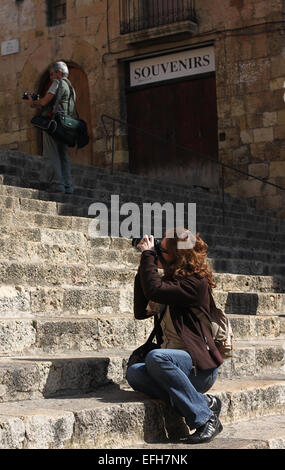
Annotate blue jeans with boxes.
[126,348,218,430]
[42,132,73,192]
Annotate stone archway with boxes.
[36,62,93,166]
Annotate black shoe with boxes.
[206,394,222,417]
[187,414,223,444]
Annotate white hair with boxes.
[51,61,69,77]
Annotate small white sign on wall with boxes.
[1,39,19,56]
[130,46,215,87]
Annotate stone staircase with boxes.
[0,147,284,449]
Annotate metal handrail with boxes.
[101,113,285,223]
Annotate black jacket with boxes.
[134,250,223,370]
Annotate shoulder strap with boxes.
[62,77,77,117]
[52,79,64,113]
[52,78,77,116]
[146,305,167,344]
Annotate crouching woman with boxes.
[126,229,223,444]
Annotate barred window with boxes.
[120,0,196,34]
[47,0,66,26]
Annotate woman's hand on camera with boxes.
[137,235,155,253]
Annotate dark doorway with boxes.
[126,75,219,188]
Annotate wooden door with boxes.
[37,65,93,166]
[126,75,219,188]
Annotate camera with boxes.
[131,237,160,250]
[22,92,38,101]
[132,236,166,265]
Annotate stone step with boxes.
[0,182,278,227]
[214,290,285,316]
[0,225,285,270]
[0,312,284,355]
[0,315,154,355]
[1,235,284,269]
[0,197,284,254]
[0,374,284,448]
[0,148,284,223]
[0,152,283,220]
[1,195,284,244]
[125,414,285,449]
[0,229,284,289]
[0,272,284,316]
[229,314,285,339]
[0,336,284,402]
[0,225,285,289]
[0,157,263,204]
[0,181,284,237]
[0,207,90,233]
[0,260,138,287]
[208,257,285,276]
[0,223,285,277]
[213,272,285,293]
[1,221,285,257]
[0,244,285,284]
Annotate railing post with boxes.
[111,120,115,175]
[222,165,225,225]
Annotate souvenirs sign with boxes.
[130,46,215,87]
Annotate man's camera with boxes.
[22,92,38,101]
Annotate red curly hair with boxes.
[162,228,216,290]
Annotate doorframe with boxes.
[125,71,219,187]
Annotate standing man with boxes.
[27,61,76,194]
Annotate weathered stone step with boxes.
[0,276,284,317]
[213,272,285,292]
[209,247,285,264]
[0,225,285,277]
[229,314,285,339]
[0,250,284,289]
[0,239,88,264]
[0,312,284,357]
[0,226,87,246]
[208,257,285,276]
[1,235,284,269]
[0,153,283,221]
[0,260,138,287]
[0,223,284,289]
[1,274,284,319]
[125,414,285,449]
[0,180,284,238]
[214,290,285,315]
[2,178,283,241]
[219,338,285,378]
[0,316,154,355]
[0,349,129,402]
[0,375,284,448]
[0,284,135,317]
[0,337,284,402]
[0,202,284,258]
[1,221,285,258]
